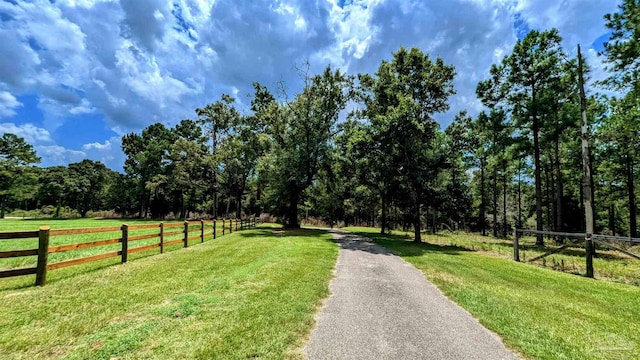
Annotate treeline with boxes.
[0,2,636,244]
[0,135,121,218]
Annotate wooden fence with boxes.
[513,229,640,278]
[0,217,258,286]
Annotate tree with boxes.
[122,123,176,218]
[601,0,640,91]
[443,111,474,230]
[0,133,40,218]
[259,65,353,228]
[196,95,237,218]
[216,114,266,219]
[38,166,69,217]
[66,160,110,217]
[360,47,456,242]
[596,93,640,237]
[478,29,568,246]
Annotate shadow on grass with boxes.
[237,228,329,239]
[517,243,633,261]
[345,231,473,257]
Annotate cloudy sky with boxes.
[0,0,620,171]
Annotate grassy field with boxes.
[0,218,243,289]
[0,225,338,359]
[345,227,640,360]
[379,228,640,286]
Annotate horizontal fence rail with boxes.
[513,228,640,278]
[0,217,259,286]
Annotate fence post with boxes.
[159,222,164,254]
[200,219,205,243]
[183,221,189,248]
[222,219,226,235]
[586,234,594,278]
[236,219,239,232]
[213,220,217,239]
[229,219,233,234]
[513,229,520,262]
[121,224,129,263]
[35,226,50,286]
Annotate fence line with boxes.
[513,228,640,278]
[0,217,259,286]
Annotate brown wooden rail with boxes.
[0,218,259,286]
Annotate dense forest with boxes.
[0,2,637,244]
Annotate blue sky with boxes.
[0,0,620,171]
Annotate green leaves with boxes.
[0,133,40,217]
[257,65,354,227]
[355,47,456,240]
[601,0,640,91]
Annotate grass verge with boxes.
[0,218,241,290]
[0,226,338,360]
[345,227,640,360]
[380,228,640,285]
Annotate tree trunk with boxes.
[546,158,554,240]
[381,191,387,234]
[0,194,5,219]
[414,205,421,243]
[480,157,486,236]
[502,167,507,237]
[609,203,616,236]
[533,121,544,246]
[144,191,151,219]
[518,159,522,229]
[555,136,564,241]
[287,185,300,228]
[627,153,636,238]
[492,167,498,238]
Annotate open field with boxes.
[0,226,338,359]
[0,218,244,290]
[345,227,640,360]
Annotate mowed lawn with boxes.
[0,218,243,289]
[0,226,338,360]
[345,227,640,360]
[382,228,640,285]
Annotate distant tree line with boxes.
[0,2,637,244]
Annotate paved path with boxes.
[304,230,519,360]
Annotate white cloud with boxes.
[0,92,22,118]
[82,139,113,151]
[0,0,622,169]
[81,136,124,170]
[36,145,87,165]
[0,122,52,143]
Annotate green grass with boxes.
[378,228,640,285]
[345,227,640,360]
[0,218,244,290]
[0,226,338,359]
